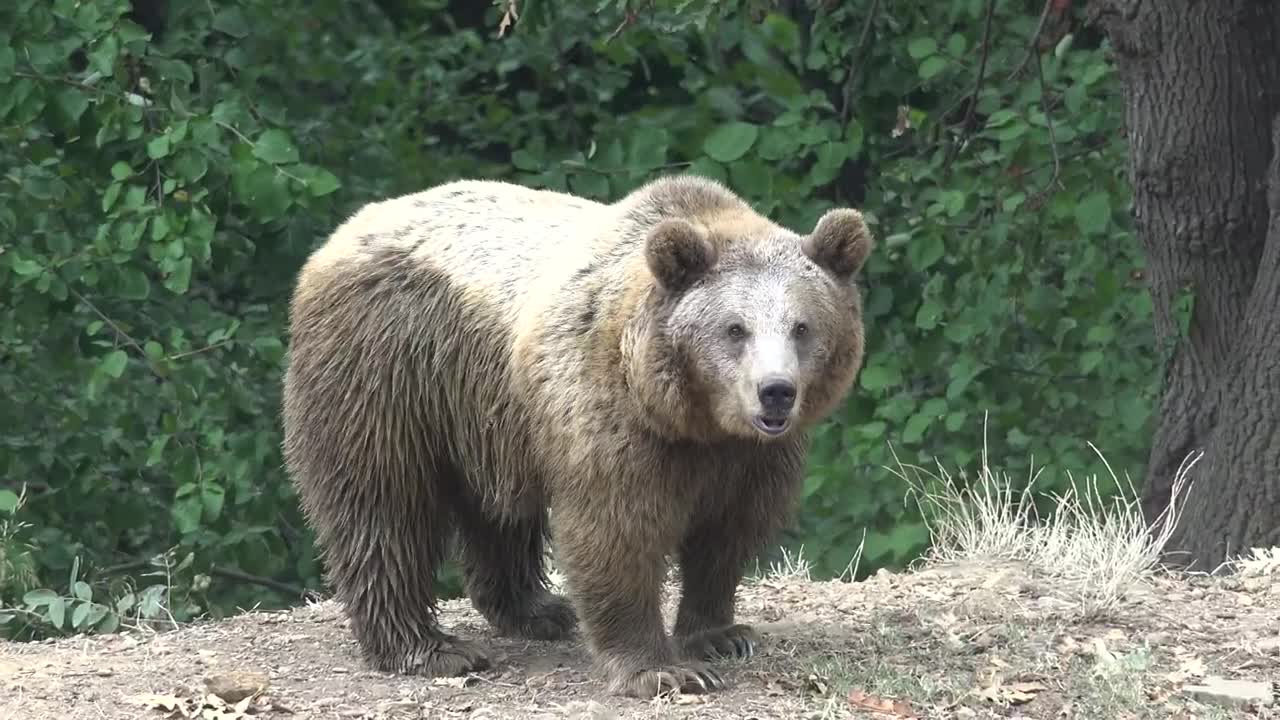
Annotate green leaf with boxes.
[172,496,203,534]
[213,7,251,37]
[84,603,109,628]
[301,166,340,196]
[24,589,58,607]
[0,490,18,514]
[164,257,192,294]
[253,129,300,165]
[117,268,151,300]
[100,349,128,378]
[110,161,133,180]
[702,122,760,163]
[1074,191,1111,236]
[87,35,119,76]
[907,37,937,60]
[173,150,209,183]
[202,484,226,521]
[72,581,92,602]
[918,56,948,80]
[906,233,944,270]
[102,182,122,211]
[511,149,540,171]
[859,364,898,392]
[11,258,42,277]
[901,412,931,440]
[943,321,976,343]
[686,157,727,183]
[0,46,14,77]
[627,125,670,170]
[915,299,943,330]
[47,597,66,628]
[252,336,285,364]
[54,88,90,124]
[1086,324,1116,344]
[1080,350,1104,373]
[146,134,172,159]
[71,601,90,629]
[146,435,170,467]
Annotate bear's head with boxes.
[634,205,874,443]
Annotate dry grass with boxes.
[890,420,1202,619]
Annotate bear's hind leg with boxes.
[452,490,577,641]
[303,460,491,677]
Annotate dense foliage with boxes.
[0,0,1155,638]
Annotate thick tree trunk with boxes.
[1178,116,1280,566]
[1089,0,1280,569]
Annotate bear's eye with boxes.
[794,322,809,338]
[727,323,747,339]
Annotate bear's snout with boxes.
[757,377,796,414]
[753,377,796,437]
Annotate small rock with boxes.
[1183,677,1275,708]
[204,670,270,703]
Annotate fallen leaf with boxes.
[975,680,1046,706]
[128,692,191,715]
[848,689,920,719]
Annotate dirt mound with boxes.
[3,559,1278,719]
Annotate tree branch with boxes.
[840,0,882,124]
[1005,0,1055,82]
[944,0,997,168]
[210,566,305,598]
[1027,52,1063,210]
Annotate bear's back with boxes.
[300,179,619,317]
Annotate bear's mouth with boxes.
[752,414,791,437]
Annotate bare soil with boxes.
[2,559,1278,720]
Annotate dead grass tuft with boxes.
[889,417,1202,619]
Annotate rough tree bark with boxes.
[1089,0,1280,569]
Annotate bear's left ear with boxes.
[645,218,718,292]
[801,208,874,279]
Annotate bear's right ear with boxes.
[644,219,717,292]
[801,208,874,279]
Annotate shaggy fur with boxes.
[281,175,874,698]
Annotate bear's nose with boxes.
[758,378,797,413]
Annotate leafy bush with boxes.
[0,0,1155,634]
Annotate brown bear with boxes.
[281,174,874,698]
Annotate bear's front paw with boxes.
[398,636,491,676]
[612,662,725,698]
[679,623,760,661]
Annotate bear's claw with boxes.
[615,662,725,698]
[680,623,760,661]
[399,637,491,677]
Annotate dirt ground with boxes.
[2,558,1278,720]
